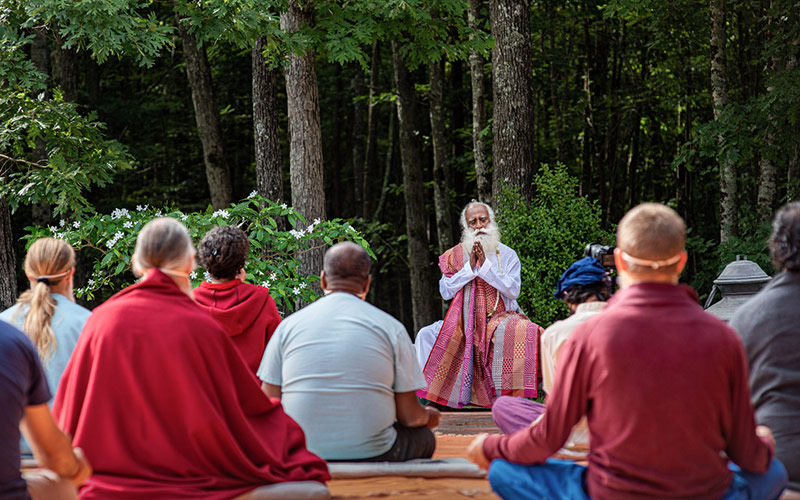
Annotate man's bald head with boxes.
[323,242,371,283]
[616,203,686,275]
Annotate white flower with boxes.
[261,281,270,288]
[110,208,130,220]
[204,271,212,282]
[306,224,315,233]
[49,226,58,234]
[269,273,277,281]
[73,221,81,228]
[114,231,124,239]
[55,232,65,240]
[313,218,321,225]
[298,282,307,289]
[155,210,162,217]
[292,287,301,295]
[212,209,230,219]
[180,214,188,221]
[190,271,197,279]
[59,219,65,227]
[248,190,258,199]
[347,225,356,233]
[123,221,133,229]
[88,279,95,286]
[136,204,148,211]
[106,239,117,249]
[289,229,305,239]
[280,203,288,209]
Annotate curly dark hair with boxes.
[562,281,612,305]
[197,225,250,280]
[769,201,800,271]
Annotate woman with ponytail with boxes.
[0,238,90,398]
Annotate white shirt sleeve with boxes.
[476,245,521,301]
[393,327,428,392]
[256,324,284,386]
[439,258,477,300]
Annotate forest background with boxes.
[1,0,799,335]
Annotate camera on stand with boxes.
[584,243,616,270]
[585,243,618,292]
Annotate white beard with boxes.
[461,223,500,263]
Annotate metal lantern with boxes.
[704,255,772,322]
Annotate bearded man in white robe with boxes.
[415,201,540,408]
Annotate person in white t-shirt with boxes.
[257,242,440,461]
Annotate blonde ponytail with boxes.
[14,238,75,362]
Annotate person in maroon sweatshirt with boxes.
[467,203,788,500]
[194,225,281,374]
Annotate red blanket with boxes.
[53,270,329,499]
[418,245,540,408]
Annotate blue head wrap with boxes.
[554,257,608,299]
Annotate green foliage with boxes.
[24,194,374,313]
[0,21,130,215]
[497,164,615,326]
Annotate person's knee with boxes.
[488,459,514,490]
[419,427,435,458]
[767,458,789,488]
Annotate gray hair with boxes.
[460,200,497,232]
[132,217,195,276]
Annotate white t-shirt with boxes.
[257,292,426,460]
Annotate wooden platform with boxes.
[328,411,500,499]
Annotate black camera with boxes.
[585,243,616,270]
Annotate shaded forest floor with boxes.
[328,411,500,499]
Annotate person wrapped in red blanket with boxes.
[415,201,541,408]
[53,218,329,500]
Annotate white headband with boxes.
[621,250,682,270]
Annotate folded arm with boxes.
[476,247,521,300]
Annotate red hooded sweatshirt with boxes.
[194,279,281,373]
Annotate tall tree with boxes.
[0,198,16,309]
[176,14,234,210]
[709,0,737,241]
[429,57,453,253]
[282,0,326,278]
[252,36,284,204]
[490,0,536,201]
[393,40,436,334]
[468,0,491,202]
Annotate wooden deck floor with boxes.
[328,411,500,499]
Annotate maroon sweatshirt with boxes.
[483,283,773,500]
[194,280,281,374]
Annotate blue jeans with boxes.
[488,458,788,500]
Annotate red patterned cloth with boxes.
[53,270,329,499]
[418,244,540,408]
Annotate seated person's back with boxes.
[53,218,328,500]
[258,242,437,461]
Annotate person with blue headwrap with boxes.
[490,256,612,456]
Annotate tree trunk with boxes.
[710,0,737,241]
[581,17,594,198]
[468,0,491,202]
[362,43,380,219]
[373,110,395,221]
[392,40,435,335]
[429,58,453,254]
[252,37,284,205]
[0,197,17,309]
[490,0,536,201]
[351,66,367,218]
[50,31,77,102]
[176,12,233,210]
[282,1,326,280]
